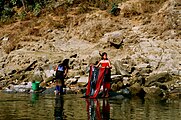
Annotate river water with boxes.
[0,93,181,120]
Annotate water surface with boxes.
[0,93,181,120]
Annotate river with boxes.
[0,93,181,120]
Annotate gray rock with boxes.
[111,75,123,83]
[88,50,101,65]
[145,72,171,86]
[114,60,130,76]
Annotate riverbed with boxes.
[0,93,181,120]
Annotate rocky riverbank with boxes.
[0,0,181,99]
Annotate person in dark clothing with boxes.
[55,59,69,95]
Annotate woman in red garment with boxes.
[96,52,112,97]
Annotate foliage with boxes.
[110,3,120,16]
[0,0,125,23]
[33,3,41,16]
[0,0,49,23]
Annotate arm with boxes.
[108,60,112,68]
[96,61,101,68]
[64,67,68,77]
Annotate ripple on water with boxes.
[0,93,181,120]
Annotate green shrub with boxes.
[33,3,41,16]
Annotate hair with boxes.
[101,52,108,60]
[62,59,69,66]
[58,59,69,68]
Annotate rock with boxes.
[40,81,47,88]
[143,86,163,98]
[2,82,32,93]
[136,63,151,68]
[32,74,43,82]
[77,82,87,87]
[2,37,9,41]
[111,83,118,92]
[114,60,130,76]
[0,80,8,88]
[139,68,152,76]
[45,76,55,83]
[7,69,17,75]
[100,30,123,44]
[88,50,101,65]
[117,88,131,97]
[70,54,77,58]
[111,75,123,83]
[65,78,78,86]
[117,81,124,89]
[145,72,171,86]
[77,76,88,83]
[44,69,56,78]
[123,78,130,86]
[111,65,117,75]
[129,82,142,96]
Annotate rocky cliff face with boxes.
[0,0,180,98]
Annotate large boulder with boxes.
[129,82,142,96]
[114,60,130,76]
[145,72,171,87]
[143,86,163,98]
[88,50,101,65]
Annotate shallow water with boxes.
[0,93,181,120]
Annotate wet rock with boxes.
[145,72,171,87]
[129,82,142,96]
[111,83,118,92]
[143,86,163,98]
[3,82,32,93]
[110,94,125,100]
[117,81,124,89]
[117,88,131,97]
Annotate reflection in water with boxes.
[1,93,181,120]
[31,93,39,104]
[86,99,110,120]
[102,99,110,120]
[54,95,64,120]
